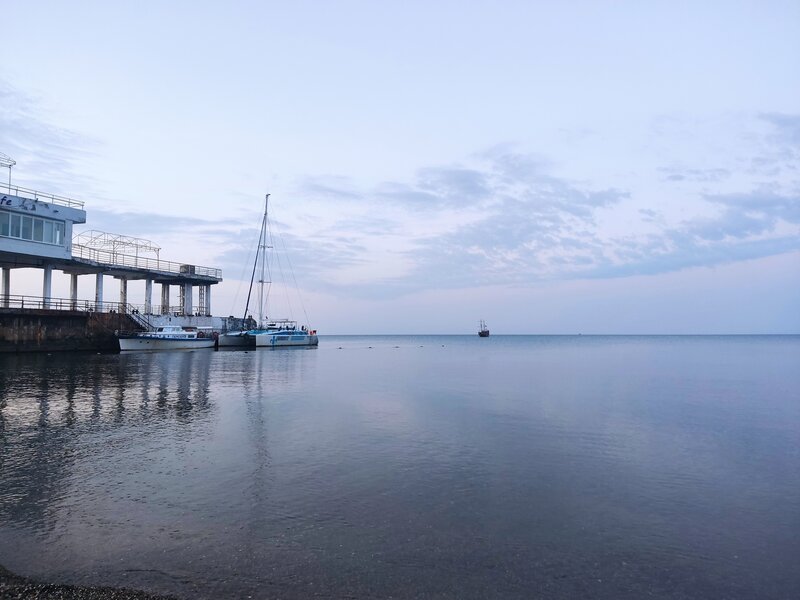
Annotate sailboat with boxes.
[478,320,490,337]
[218,194,319,348]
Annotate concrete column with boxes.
[205,284,212,316]
[144,278,153,314]
[42,264,53,309]
[70,273,79,310]
[1,268,10,308]
[182,283,193,316]
[161,283,170,315]
[119,278,128,313]
[95,273,104,311]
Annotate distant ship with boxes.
[478,320,490,337]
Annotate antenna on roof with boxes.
[0,152,15,188]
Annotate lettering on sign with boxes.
[0,195,38,211]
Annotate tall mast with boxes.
[243,194,270,326]
[258,194,270,326]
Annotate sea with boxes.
[0,335,798,599]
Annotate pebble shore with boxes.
[0,566,175,600]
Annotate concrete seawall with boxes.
[0,309,137,353]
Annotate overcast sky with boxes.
[2,1,799,333]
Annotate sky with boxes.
[2,1,799,334]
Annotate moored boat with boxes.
[221,193,318,349]
[217,330,254,348]
[251,320,318,348]
[118,325,216,351]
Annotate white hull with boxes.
[253,332,319,348]
[118,337,216,351]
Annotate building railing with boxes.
[0,294,209,317]
[1,294,129,313]
[71,244,222,279]
[0,182,85,209]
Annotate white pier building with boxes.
[1,182,223,317]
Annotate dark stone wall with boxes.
[0,309,137,353]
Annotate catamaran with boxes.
[218,194,318,348]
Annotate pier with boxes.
[0,181,228,351]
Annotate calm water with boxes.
[1,336,798,599]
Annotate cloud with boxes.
[745,113,800,177]
[578,189,800,279]
[299,176,362,201]
[760,113,800,147]
[290,150,629,297]
[0,81,100,193]
[79,208,217,237]
[707,191,800,224]
[289,139,800,298]
[660,167,730,182]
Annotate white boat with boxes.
[252,319,318,348]
[220,193,319,349]
[118,325,216,351]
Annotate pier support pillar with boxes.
[42,264,53,309]
[144,279,153,314]
[204,284,211,316]
[119,278,128,312]
[161,284,170,315]
[95,273,104,311]
[181,283,193,316]
[1,268,10,308]
[70,273,79,310]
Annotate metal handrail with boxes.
[71,244,222,279]
[0,294,211,317]
[127,308,152,330]
[0,182,85,209]
[0,294,126,313]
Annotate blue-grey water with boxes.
[1,335,798,599]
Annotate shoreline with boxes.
[0,565,175,600]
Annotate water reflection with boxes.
[0,351,219,533]
[0,352,216,430]
[0,339,797,599]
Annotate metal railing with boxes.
[0,294,210,318]
[1,182,85,209]
[1,294,129,313]
[71,244,222,279]
[131,312,152,330]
